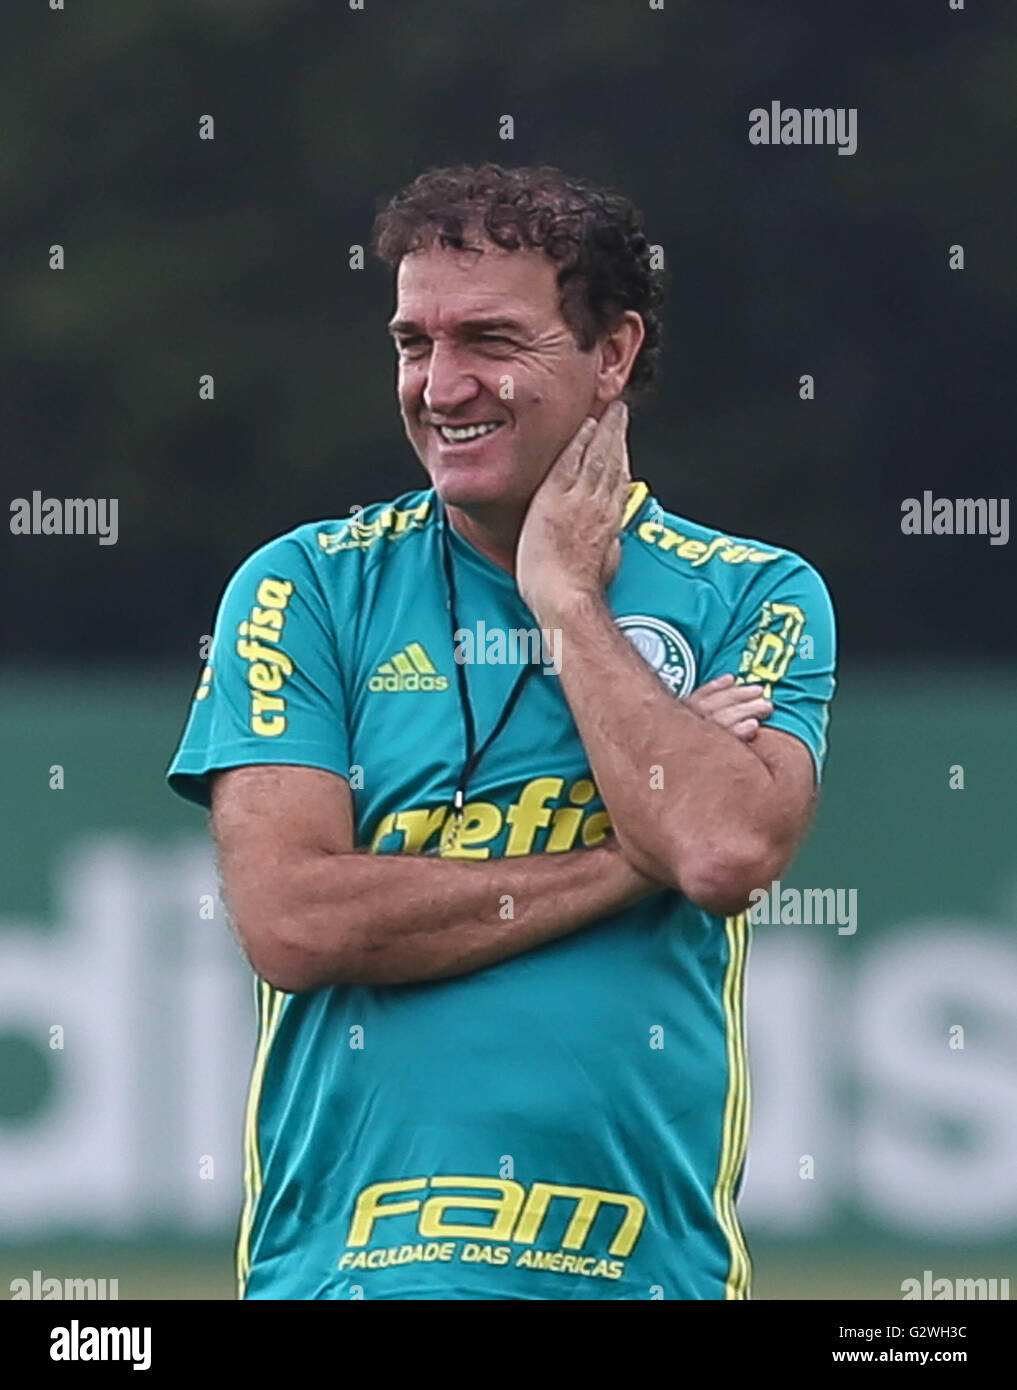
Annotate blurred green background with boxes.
[2,674,1015,1298]
[2,0,1014,1299]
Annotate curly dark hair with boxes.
[371,163,665,402]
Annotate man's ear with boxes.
[593,311,645,403]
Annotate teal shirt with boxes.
[167,482,836,1300]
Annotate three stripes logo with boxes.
[368,642,450,693]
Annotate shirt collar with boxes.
[439,478,655,583]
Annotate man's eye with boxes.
[479,334,512,344]
[396,338,428,354]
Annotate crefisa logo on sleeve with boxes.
[615,615,696,697]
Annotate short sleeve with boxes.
[701,557,837,782]
[166,533,351,808]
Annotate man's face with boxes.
[389,239,603,515]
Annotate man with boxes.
[167,163,836,1300]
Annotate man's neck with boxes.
[444,503,522,575]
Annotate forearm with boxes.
[547,593,777,890]
[258,843,655,991]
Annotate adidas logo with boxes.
[368,642,450,693]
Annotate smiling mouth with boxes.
[433,421,504,445]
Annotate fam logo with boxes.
[615,615,696,697]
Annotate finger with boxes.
[715,690,772,713]
[686,692,732,717]
[609,409,633,505]
[688,688,770,718]
[590,402,629,495]
[689,675,737,696]
[595,430,632,532]
[602,535,622,588]
[611,427,633,508]
[553,416,599,487]
[576,401,620,477]
[722,681,764,695]
[731,718,760,741]
[721,697,774,721]
[708,706,752,729]
[700,700,774,731]
[702,684,768,707]
[693,677,761,702]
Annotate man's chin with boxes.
[437,481,503,510]
[430,463,525,512]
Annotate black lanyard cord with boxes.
[438,500,537,822]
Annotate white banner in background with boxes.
[1,838,1016,1239]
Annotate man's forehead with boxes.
[393,241,558,322]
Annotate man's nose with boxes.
[421,342,478,415]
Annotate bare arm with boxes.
[544,594,817,911]
[211,765,657,992]
[517,401,821,915]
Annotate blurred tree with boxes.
[1,0,1012,663]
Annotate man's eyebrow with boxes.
[386,316,528,337]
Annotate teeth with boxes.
[439,421,501,442]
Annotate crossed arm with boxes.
[211,672,799,992]
[535,592,817,915]
[211,764,651,992]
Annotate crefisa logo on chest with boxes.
[615,615,696,697]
